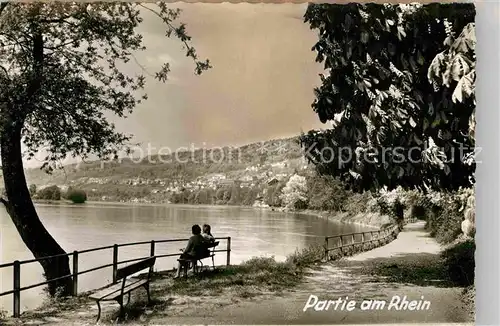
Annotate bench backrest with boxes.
[205,241,219,250]
[204,241,219,255]
[189,241,219,260]
[116,256,156,281]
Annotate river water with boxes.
[0,202,370,314]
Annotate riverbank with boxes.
[294,209,389,229]
[24,170,391,229]
[237,204,391,230]
[0,221,472,325]
[31,198,389,230]
[32,199,74,205]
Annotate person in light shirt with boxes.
[201,224,215,243]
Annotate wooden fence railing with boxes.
[324,217,419,261]
[0,236,231,318]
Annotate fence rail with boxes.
[324,217,419,261]
[0,236,231,318]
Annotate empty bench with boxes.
[89,256,156,322]
[177,241,219,277]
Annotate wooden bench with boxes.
[177,241,219,277]
[89,256,156,322]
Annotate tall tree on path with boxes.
[300,3,475,192]
[0,2,210,296]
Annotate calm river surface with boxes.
[0,202,371,313]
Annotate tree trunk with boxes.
[0,118,73,297]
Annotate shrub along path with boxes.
[2,221,473,325]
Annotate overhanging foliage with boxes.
[300,3,476,192]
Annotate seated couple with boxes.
[174,224,215,278]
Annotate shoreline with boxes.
[32,198,387,230]
[293,209,385,229]
[32,198,386,229]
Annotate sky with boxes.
[26,3,328,167]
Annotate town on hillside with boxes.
[1,137,311,206]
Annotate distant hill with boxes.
[1,136,311,203]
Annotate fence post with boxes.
[149,240,155,273]
[324,237,328,261]
[112,244,118,283]
[72,251,78,296]
[150,240,155,257]
[13,260,20,318]
[226,237,231,266]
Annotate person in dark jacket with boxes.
[174,224,205,278]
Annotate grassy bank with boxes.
[145,244,326,298]
[0,245,325,324]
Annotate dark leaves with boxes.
[302,3,475,192]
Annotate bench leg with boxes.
[96,301,102,323]
[144,283,151,304]
[195,260,203,274]
[117,296,125,316]
[125,292,131,306]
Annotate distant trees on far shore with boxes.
[64,188,88,204]
[36,185,61,200]
[30,185,87,204]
